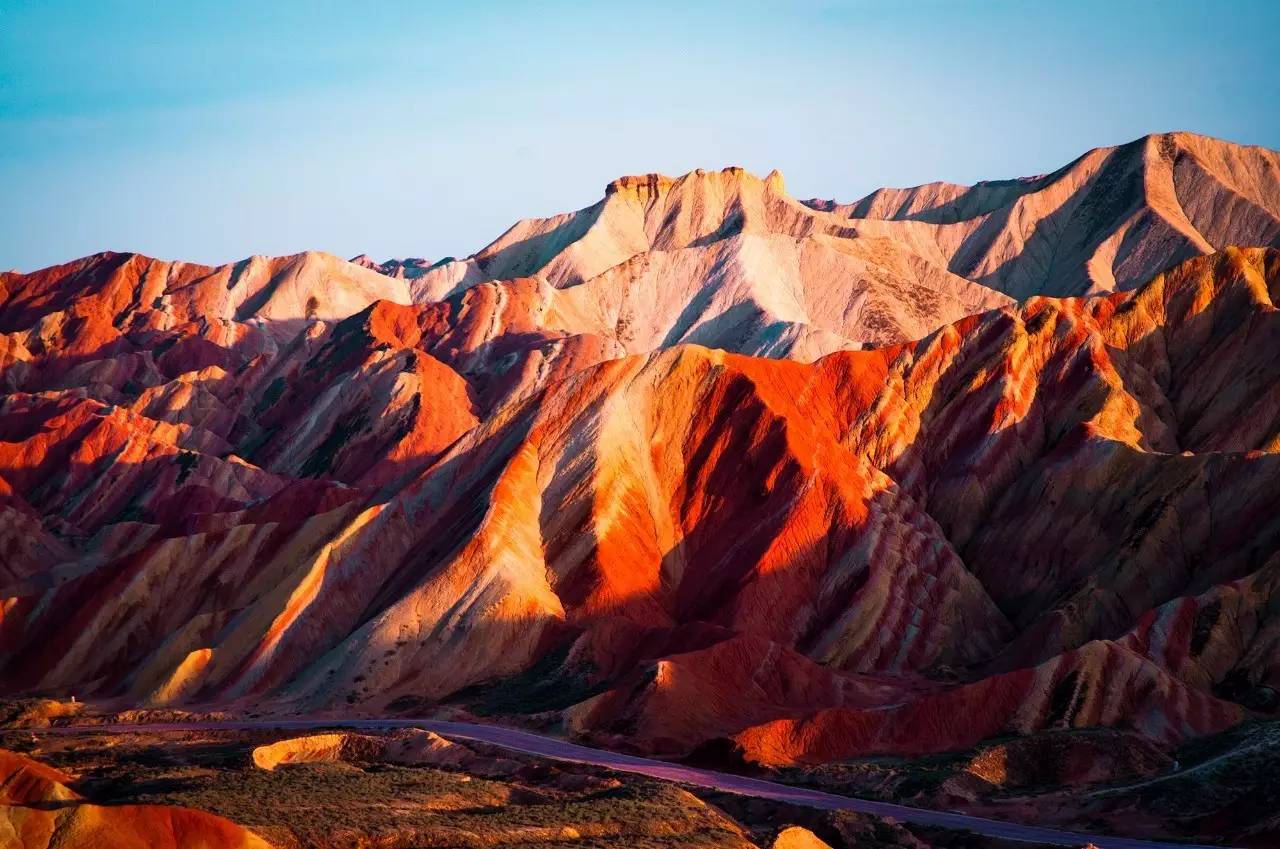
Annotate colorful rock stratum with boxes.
[2,131,1280,846]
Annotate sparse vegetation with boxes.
[4,730,750,849]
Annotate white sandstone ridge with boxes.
[201,133,1271,361]
[228,250,413,323]
[405,165,1009,358]
[389,133,1279,359]
[803,131,1280,297]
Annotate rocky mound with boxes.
[0,749,271,849]
[957,730,1171,791]
[772,826,835,849]
[251,733,386,771]
[250,730,519,777]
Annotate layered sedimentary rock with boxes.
[400,132,1279,355]
[4,238,1279,764]
[806,131,1280,298]
[1,134,1279,771]
[406,166,1011,355]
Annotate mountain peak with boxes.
[605,166,786,198]
[605,173,677,197]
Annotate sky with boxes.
[2,0,1279,271]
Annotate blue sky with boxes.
[2,0,1278,270]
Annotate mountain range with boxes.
[2,132,1279,801]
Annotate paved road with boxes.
[38,717,1231,849]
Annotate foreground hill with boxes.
[0,747,271,849]
[10,728,1116,849]
[2,246,1278,776]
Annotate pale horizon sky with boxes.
[3,0,1279,271]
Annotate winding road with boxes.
[40,718,1231,849]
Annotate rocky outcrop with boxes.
[249,730,518,777]
[251,733,386,770]
[732,640,1243,766]
[0,749,272,849]
[771,825,834,849]
[349,255,436,279]
[955,730,1172,791]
